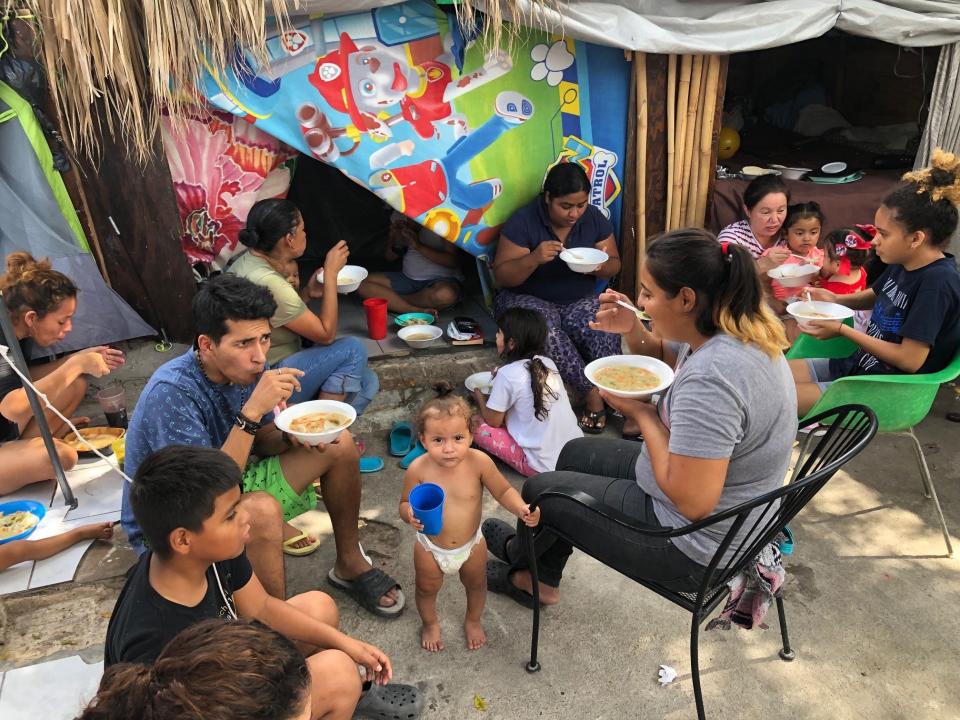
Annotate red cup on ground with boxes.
[362,298,388,340]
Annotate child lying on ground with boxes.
[400,384,539,652]
[472,308,582,476]
[0,520,114,572]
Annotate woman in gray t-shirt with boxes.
[483,228,797,606]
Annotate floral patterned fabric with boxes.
[160,107,297,269]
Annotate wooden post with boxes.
[635,52,648,281]
[665,54,677,227]
[679,54,704,227]
[617,52,639,300]
[704,55,730,230]
[643,54,670,252]
[671,55,692,229]
[694,55,722,227]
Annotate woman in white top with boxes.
[717,174,792,273]
[473,308,582,476]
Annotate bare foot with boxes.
[77,521,114,541]
[464,619,487,650]
[421,622,444,652]
[511,569,560,605]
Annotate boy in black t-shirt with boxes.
[106,446,421,720]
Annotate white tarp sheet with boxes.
[473,0,960,52]
[285,1,960,51]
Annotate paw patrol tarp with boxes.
[197,0,629,261]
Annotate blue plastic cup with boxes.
[409,483,444,536]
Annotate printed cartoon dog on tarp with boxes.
[300,31,533,226]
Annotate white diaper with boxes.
[417,527,483,575]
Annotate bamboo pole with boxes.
[685,58,706,226]
[635,52,648,275]
[665,54,677,227]
[694,55,722,227]
[670,55,692,229]
[679,54,704,227]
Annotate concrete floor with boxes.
[1,340,959,719]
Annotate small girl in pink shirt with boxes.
[764,201,825,307]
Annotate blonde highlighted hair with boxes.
[884,148,960,247]
[644,229,789,357]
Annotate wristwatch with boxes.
[234,412,262,435]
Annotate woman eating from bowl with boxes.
[492,162,621,434]
[0,252,122,494]
[229,199,379,413]
[790,149,960,416]
[717,174,791,273]
[482,229,796,607]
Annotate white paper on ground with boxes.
[0,656,103,720]
[658,664,678,686]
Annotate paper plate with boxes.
[464,371,494,395]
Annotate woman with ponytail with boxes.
[473,308,582,476]
[482,229,797,608]
[0,252,123,494]
[77,619,314,720]
[792,149,960,415]
[229,199,379,414]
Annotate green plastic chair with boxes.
[785,319,858,360]
[789,338,960,557]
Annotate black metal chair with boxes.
[521,405,877,719]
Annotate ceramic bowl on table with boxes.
[316,265,368,294]
[584,355,675,399]
[398,324,443,348]
[560,247,608,274]
[786,300,855,332]
[767,264,820,288]
[274,400,357,446]
[769,164,811,181]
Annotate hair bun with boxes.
[903,148,960,206]
[237,228,260,249]
[432,380,453,398]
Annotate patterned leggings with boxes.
[473,420,536,477]
[493,290,621,393]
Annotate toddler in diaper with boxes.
[400,382,540,653]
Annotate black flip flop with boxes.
[481,518,518,564]
[579,409,606,435]
[486,558,541,609]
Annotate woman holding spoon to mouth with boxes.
[492,162,622,434]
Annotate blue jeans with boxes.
[276,336,379,414]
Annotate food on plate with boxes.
[402,318,429,326]
[0,510,39,540]
[795,311,831,319]
[594,365,661,391]
[405,333,435,341]
[64,430,118,451]
[290,412,350,434]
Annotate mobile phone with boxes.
[454,316,480,335]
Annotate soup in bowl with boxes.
[275,399,357,446]
[786,300,855,332]
[584,355,675,399]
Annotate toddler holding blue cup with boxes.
[400,382,540,652]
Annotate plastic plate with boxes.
[0,500,46,545]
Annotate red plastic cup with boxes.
[362,298,388,340]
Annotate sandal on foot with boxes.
[486,558,541,609]
[327,567,406,618]
[579,409,606,435]
[282,532,321,557]
[481,518,518,564]
[354,682,423,719]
